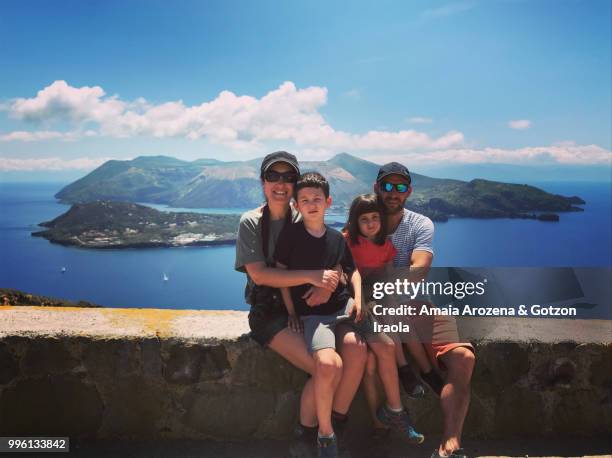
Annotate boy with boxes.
[275,172,424,457]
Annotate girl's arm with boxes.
[349,269,363,321]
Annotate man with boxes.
[374,162,476,458]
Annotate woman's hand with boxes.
[288,314,303,333]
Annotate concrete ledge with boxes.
[0,306,611,441]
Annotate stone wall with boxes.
[0,306,610,439]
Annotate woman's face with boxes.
[357,211,381,240]
[262,162,296,207]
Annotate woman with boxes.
[234,151,368,446]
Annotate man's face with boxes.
[375,174,412,214]
[295,186,331,224]
[262,162,296,206]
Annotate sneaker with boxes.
[398,365,426,399]
[317,434,338,458]
[289,424,318,458]
[431,448,468,458]
[421,369,444,397]
[376,405,425,445]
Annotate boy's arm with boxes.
[348,268,363,322]
[276,262,303,333]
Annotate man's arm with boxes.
[245,262,339,290]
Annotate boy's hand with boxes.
[288,314,303,333]
[302,286,332,307]
[311,270,340,291]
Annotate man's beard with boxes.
[382,196,406,214]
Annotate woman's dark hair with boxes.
[343,193,387,245]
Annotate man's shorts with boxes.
[301,299,381,353]
[248,303,288,347]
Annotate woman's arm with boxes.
[245,261,340,290]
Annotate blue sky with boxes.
[1,0,610,181]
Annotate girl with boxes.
[343,194,444,434]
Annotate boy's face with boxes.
[295,186,331,223]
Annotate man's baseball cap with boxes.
[376,162,411,184]
[260,151,300,177]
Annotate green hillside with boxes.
[55,153,585,220]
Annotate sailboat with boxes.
[163,273,169,282]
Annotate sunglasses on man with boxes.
[381,181,410,193]
[264,170,298,183]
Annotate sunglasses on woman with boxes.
[264,170,298,183]
[381,181,409,193]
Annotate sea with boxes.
[0,181,610,310]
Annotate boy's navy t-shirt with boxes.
[274,221,355,317]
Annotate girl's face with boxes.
[357,211,381,240]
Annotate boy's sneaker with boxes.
[398,365,426,399]
[376,404,425,445]
[421,370,445,397]
[317,434,338,458]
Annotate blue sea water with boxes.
[0,181,610,310]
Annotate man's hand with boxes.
[310,269,340,291]
[347,298,362,322]
[288,314,303,333]
[302,286,333,307]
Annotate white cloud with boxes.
[0,129,97,142]
[5,80,464,153]
[0,156,112,171]
[373,143,611,166]
[407,117,433,124]
[509,119,531,130]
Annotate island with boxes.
[54,153,585,222]
[32,201,240,249]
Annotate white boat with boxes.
[61,267,67,273]
[163,273,169,281]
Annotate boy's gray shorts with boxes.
[302,299,384,353]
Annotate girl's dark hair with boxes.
[343,194,387,245]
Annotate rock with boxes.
[82,339,141,381]
[162,342,230,384]
[494,386,544,437]
[0,376,103,436]
[22,338,78,377]
[472,342,530,396]
[101,376,166,437]
[180,383,276,438]
[552,389,612,435]
[0,343,19,385]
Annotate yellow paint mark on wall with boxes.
[100,308,194,337]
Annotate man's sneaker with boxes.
[398,365,426,399]
[431,448,468,458]
[289,424,318,458]
[421,369,445,397]
[317,434,338,458]
[376,404,425,445]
